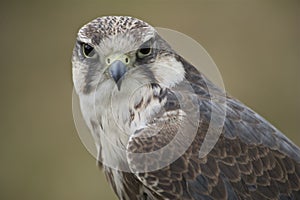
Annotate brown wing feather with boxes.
[127,57,300,199]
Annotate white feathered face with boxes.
[72,16,185,96]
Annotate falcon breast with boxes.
[72,16,300,200]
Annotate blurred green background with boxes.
[0,0,299,199]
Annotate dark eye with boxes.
[137,47,152,58]
[82,43,95,58]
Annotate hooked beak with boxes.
[109,60,127,90]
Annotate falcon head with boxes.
[72,16,185,95]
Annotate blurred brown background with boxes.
[0,0,299,199]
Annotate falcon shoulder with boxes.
[127,58,300,200]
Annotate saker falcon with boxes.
[72,16,300,199]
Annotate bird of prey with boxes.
[72,16,300,200]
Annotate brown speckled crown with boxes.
[78,16,153,45]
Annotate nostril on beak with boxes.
[109,60,127,90]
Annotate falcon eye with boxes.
[137,47,152,58]
[82,43,95,58]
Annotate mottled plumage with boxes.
[72,16,300,200]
